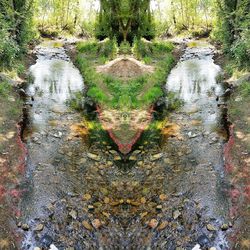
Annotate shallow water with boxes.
[19,40,231,250]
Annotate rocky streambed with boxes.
[11,39,238,250]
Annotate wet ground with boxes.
[17,40,234,249]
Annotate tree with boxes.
[96,0,155,43]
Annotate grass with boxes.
[73,38,177,110]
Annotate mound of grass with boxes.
[74,39,177,109]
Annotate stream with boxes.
[18,40,231,249]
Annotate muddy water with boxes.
[19,41,232,250]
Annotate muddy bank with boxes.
[223,74,250,249]
[0,78,27,249]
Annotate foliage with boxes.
[0,0,35,67]
[75,39,175,109]
[77,39,118,60]
[212,0,250,69]
[95,0,155,43]
[133,39,174,60]
[239,81,250,98]
[119,41,131,55]
[152,0,215,37]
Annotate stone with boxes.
[192,244,201,250]
[159,194,167,201]
[148,219,158,229]
[104,197,110,204]
[206,224,217,231]
[21,224,29,230]
[34,248,41,250]
[221,223,229,231]
[87,153,101,161]
[156,205,163,211]
[209,247,217,250]
[157,221,168,230]
[83,193,91,201]
[173,210,181,219]
[34,223,44,232]
[82,221,93,231]
[92,219,102,229]
[151,153,163,161]
[49,244,59,250]
[69,210,77,219]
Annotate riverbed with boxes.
[17,40,232,250]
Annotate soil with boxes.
[96,57,154,79]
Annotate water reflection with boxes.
[166,57,221,103]
[29,59,83,104]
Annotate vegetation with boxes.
[0,0,35,67]
[75,39,175,109]
[96,0,155,43]
[212,0,250,69]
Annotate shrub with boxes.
[119,41,131,55]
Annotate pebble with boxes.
[21,224,29,230]
[82,220,93,231]
[49,244,59,250]
[92,219,102,229]
[34,248,41,250]
[34,223,44,232]
[151,153,163,161]
[69,210,77,219]
[173,210,181,219]
[157,221,168,230]
[87,153,101,161]
[156,205,163,211]
[206,224,217,231]
[209,247,217,250]
[148,219,159,229]
[192,244,201,250]
[221,223,229,231]
[159,194,167,201]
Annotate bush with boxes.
[119,41,131,55]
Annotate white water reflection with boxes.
[29,59,83,104]
[166,57,221,103]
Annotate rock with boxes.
[129,155,137,161]
[197,234,209,246]
[82,221,93,231]
[83,193,91,201]
[157,221,168,230]
[173,210,181,219]
[34,248,41,250]
[192,244,201,250]
[40,234,53,248]
[114,156,122,161]
[206,224,217,231]
[104,197,110,204]
[34,223,44,232]
[159,194,167,201]
[88,205,95,211]
[69,210,77,219]
[87,153,101,161]
[156,205,163,211]
[209,247,217,250]
[21,224,30,230]
[148,219,158,229]
[151,153,163,161]
[221,223,229,231]
[49,244,59,250]
[188,132,198,138]
[92,219,102,229]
